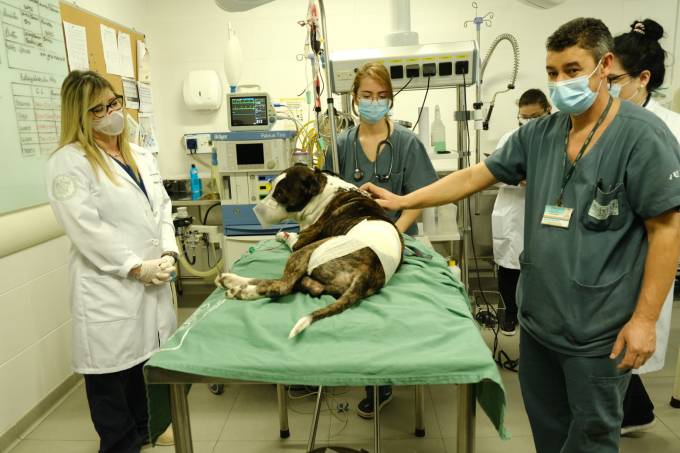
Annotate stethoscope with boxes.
[352,120,394,182]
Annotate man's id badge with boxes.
[542,205,573,228]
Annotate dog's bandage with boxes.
[307,219,401,282]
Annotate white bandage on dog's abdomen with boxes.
[307,219,402,282]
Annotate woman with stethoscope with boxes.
[323,62,438,418]
[610,18,680,436]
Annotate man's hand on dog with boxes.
[360,183,404,211]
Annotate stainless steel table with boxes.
[145,367,477,453]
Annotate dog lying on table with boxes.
[215,165,404,338]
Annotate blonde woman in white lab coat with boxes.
[45,71,176,452]
[611,18,680,435]
[491,89,551,336]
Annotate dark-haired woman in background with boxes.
[611,18,680,436]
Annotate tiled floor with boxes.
[6,303,680,453]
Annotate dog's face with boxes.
[253,165,325,227]
[272,165,324,212]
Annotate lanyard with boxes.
[556,96,613,206]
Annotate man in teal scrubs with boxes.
[362,18,680,452]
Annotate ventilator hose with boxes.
[480,33,520,87]
[176,237,223,279]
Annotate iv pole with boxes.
[317,0,340,174]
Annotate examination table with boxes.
[144,236,509,452]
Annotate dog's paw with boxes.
[276,231,298,250]
[216,273,258,300]
[288,315,313,339]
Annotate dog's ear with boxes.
[300,169,322,199]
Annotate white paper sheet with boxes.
[121,77,140,109]
[99,24,120,75]
[138,113,159,153]
[137,81,153,112]
[117,32,135,78]
[137,40,152,82]
[63,21,89,71]
[126,114,139,145]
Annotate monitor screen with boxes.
[235,143,265,165]
[230,96,269,127]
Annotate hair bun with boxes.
[630,19,664,41]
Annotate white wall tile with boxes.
[0,343,46,435]
[0,286,39,366]
[29,267,71,340]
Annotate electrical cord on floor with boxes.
[286,386,351,438]
[461,75,518,373]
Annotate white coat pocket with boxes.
[81,276,144,322]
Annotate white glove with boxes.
[133,259,173,285]
[160,254,175,268]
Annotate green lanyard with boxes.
[556,96,613,206]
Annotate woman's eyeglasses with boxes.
[89,95,124,118]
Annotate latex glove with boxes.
[132,259,165,284]
[150,268,174,286]
[160,255,176,270]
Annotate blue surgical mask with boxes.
[548,61,603,115]
[358,98,390,123]
[609,79,638,101]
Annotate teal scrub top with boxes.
[485,101,680,356]
[324,123,438,236]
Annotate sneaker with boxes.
[499,311,517,336]
[622,415,656,436]
[357,387,393,419]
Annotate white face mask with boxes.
[92,110,125,136]
[253,175,291,227]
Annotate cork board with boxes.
[59,1,145,120]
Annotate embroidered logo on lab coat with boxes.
[669,170,680,181]
[53,174,77,201]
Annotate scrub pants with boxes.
[519,331,630,453]
[84,361,149,453]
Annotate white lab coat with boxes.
[491,128,525,270]
[636,98,680,374]
[46,142,178,374]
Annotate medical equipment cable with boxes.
[202,202,221,225]
[392,77,415,98]
[461,75,518,372]
[286,386,351,438]
[412,76,431,131]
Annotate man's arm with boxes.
[611,209,680,369]
[362,161,498,211]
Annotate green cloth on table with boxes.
[145,236,508,440]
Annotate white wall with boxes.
[145,0,679,178]
[0,0,152,441]
[0,237,72,437]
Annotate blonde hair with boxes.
[351,62,395,116]
[58,70,137,183]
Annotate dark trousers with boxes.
[519,330,630,453]
[622,374,655,424]
[84,361,149,453]
[497,266,520,320]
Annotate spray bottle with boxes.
[431,105,446,153]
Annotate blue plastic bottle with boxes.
[190,164,202,200]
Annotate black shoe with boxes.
[499,311,517,336]
[357,386,393,419]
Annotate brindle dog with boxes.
[215,165,404,338]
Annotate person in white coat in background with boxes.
[610,18,680,435]
[45,71,176,452]
[491,89,551,335]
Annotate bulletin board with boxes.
[59,1,146,121]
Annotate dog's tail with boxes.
[288,276,368,338]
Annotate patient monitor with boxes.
[227,92,277,131]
